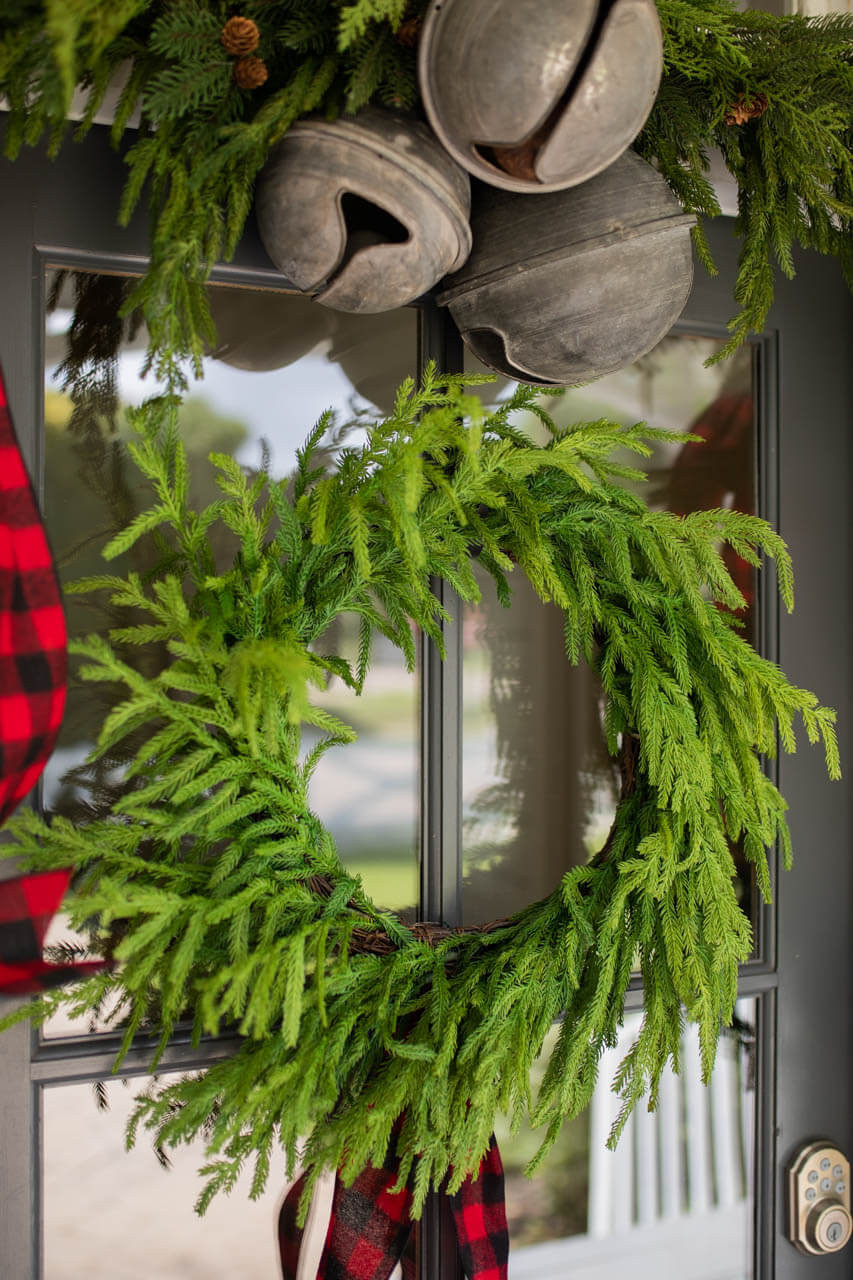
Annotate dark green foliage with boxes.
[0,370,838,1213]
[1,1,851,380]
[645,1,853,357]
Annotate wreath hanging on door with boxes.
[0,369,838,1212]
[0,0,846,1234]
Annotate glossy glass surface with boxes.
[461,335,756,928]
[41,993,755,1280]
[42,1068,414,1279]
[41,274,419,1036]
[502,998,757,1278]
[42,1075,287,1278]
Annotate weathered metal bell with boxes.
[255,108,472,314]
[437,151,695,386]
[418,0,663,193]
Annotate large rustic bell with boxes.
[437,151,695,386]
[255,108,472,314]
[418,0,663,193]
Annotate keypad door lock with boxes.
[787,1141,852,1255]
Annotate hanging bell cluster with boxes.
[253,0,696,385]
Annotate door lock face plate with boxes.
[787,1141,852,1255]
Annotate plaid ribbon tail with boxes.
[279,1133,507,1280]
[0,869,109,995]
[0,957,107,995]
[278,1170,311,1280]
[0,363,67,825]
[448,1135,509,1280]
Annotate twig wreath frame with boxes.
[1,371,839,1213]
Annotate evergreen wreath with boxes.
[0,0,851,379]
[0,371,839,1212]
[0,0,847,1221]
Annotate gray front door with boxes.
[0,126,850,1280]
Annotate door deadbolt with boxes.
[787,1141,852,1255]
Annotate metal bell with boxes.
[255,108,472,314]
[418,0,663,193]
[437,151,695,386]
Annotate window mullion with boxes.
[417,301,466,1280]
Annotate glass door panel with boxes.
[461,334,758,934]
[43,1074,284,1278]
[41,274,420,1038]
[43,1069,413,1278]
[500,999,757,1279]
[460,332,761,1275]
[461,560,617,924]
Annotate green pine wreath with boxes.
[1,370,839,1213]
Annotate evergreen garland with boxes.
[0,371,838,1212]
[1,0,851,378]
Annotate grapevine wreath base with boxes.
[0,371,838,1217]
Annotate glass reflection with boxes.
[42,1075,283,1278]
[43,1071,413,1279]
[461,335,756,930]
[503,999,756,1278]
[462,561,617,924]
[41,272,419,1036]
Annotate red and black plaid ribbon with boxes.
[279,1130,509,1280]
[0,363,107,994]
[0,867,106,994]
[0,365,67,824]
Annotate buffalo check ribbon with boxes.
[279,1129,509,1280]
[0,364,67,824]
[0,867,106,994]
[0,363,106,994]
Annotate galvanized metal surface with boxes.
[418,0,663,193]
[438,151,695,385]
[256,108,472,314]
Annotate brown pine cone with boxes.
[221,16,260,56]
[724,92,769,126]
[395,16,422,47]
[233,55,268,90]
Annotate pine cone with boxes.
[395,16,422,47]
[724,92,769,126]
[221,16,260,56]
[233,55,268,90]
